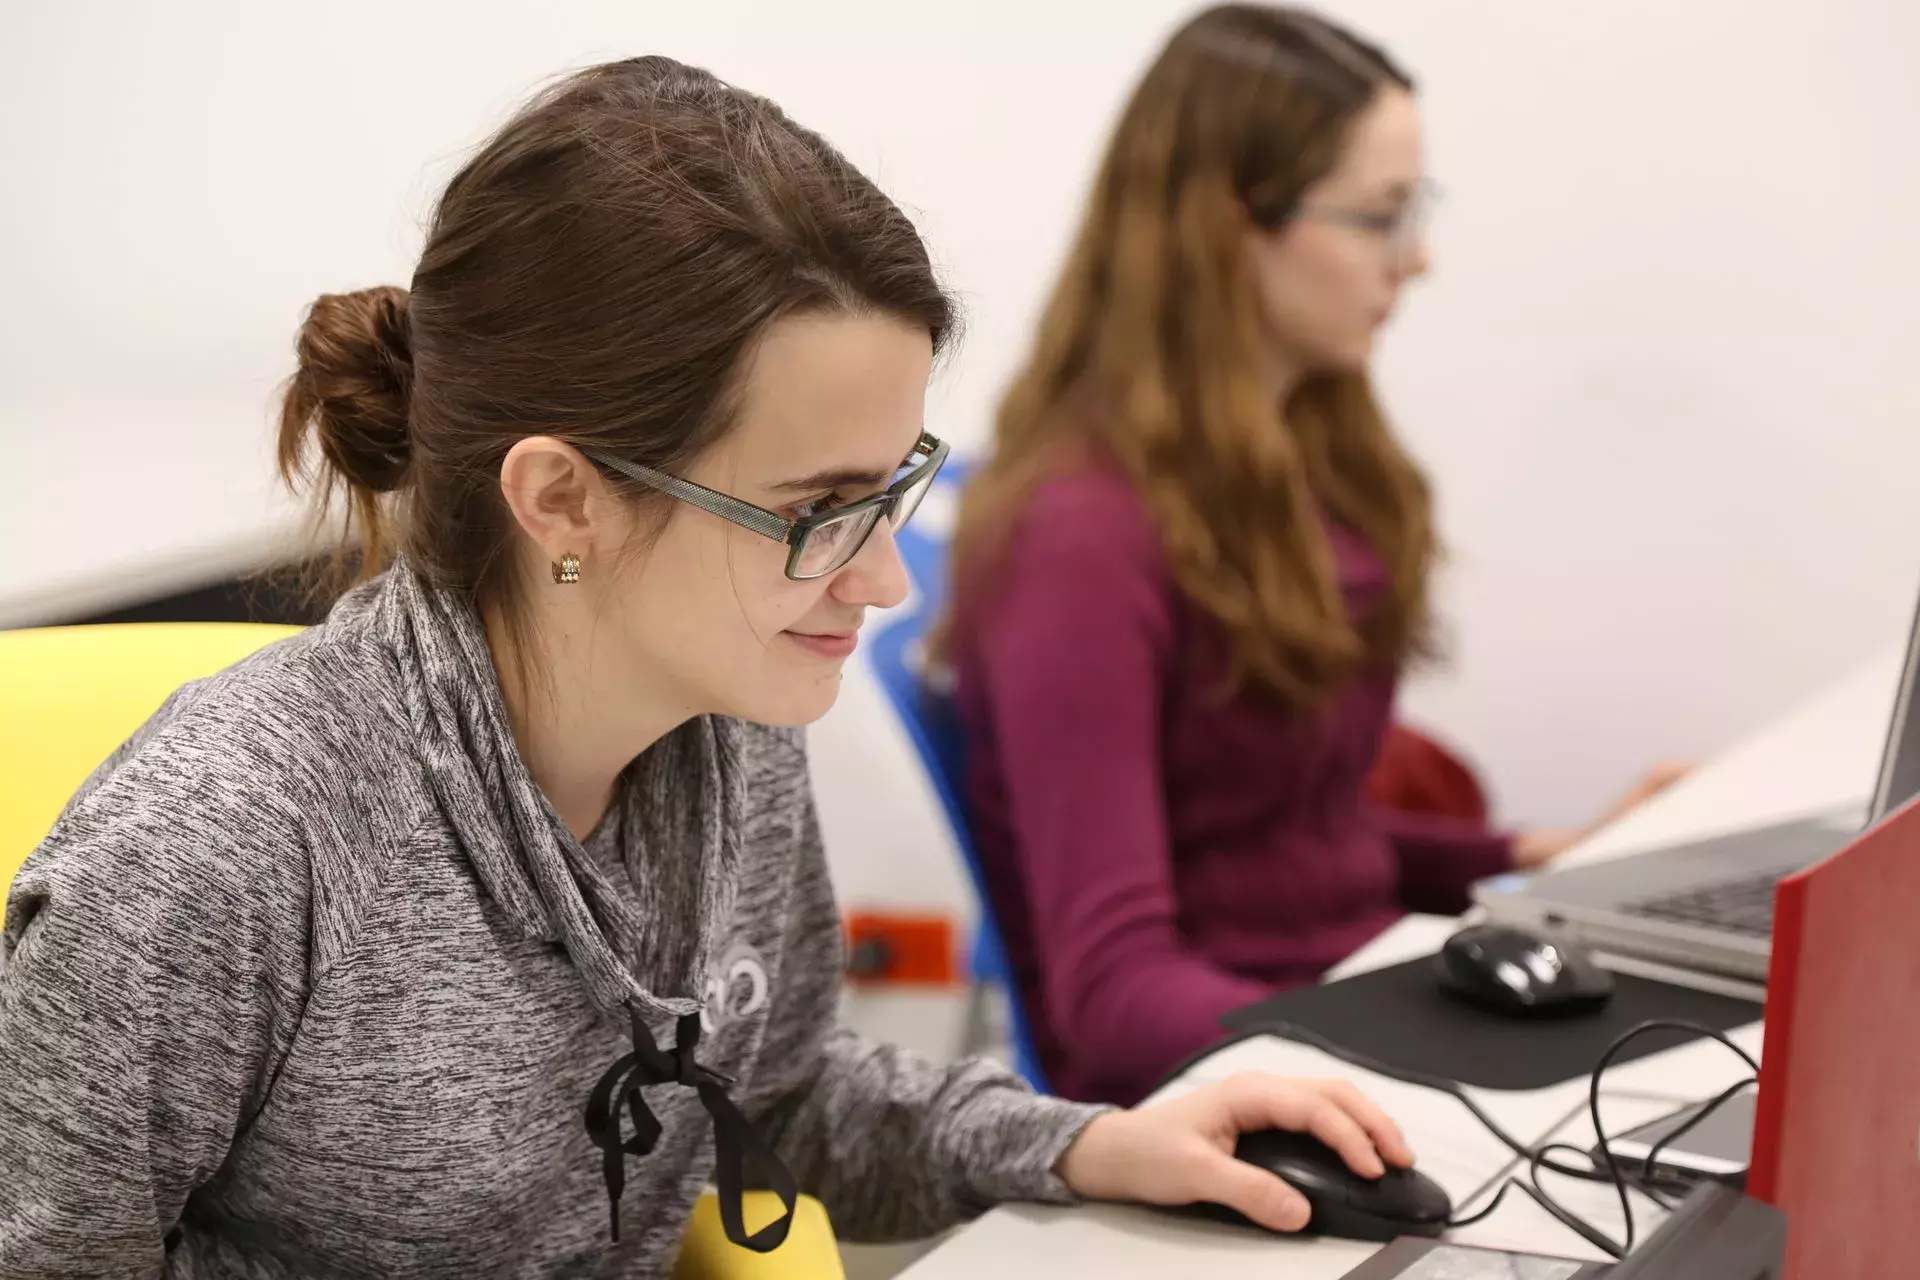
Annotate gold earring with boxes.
[552,552,581,585]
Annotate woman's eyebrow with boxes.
[770,463,894,493]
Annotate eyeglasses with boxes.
[1294,178,1440,264]
[582,432,949,581]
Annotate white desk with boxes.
[904,647,1905,1278]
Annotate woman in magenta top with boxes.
[943,6,1672,1106]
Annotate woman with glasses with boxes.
[0,54,1423,1276]
[943,5,1678,1108]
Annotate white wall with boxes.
[6,1,1919,913]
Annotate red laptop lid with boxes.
[1750,798,1920,1278]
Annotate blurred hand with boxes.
[1513,761,1696,869]
[1603,761,1695,822]
[1512,825,1582,868]
[1054,1073,1416,1232]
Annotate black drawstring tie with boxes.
[584,1007,799,1252]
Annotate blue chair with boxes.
[866,469,1050,1091]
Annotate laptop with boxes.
[1474,591,1920,983]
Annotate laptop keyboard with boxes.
[1621,871,1783,939]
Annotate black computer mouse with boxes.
[1196,1128,1452,1242]
[1436,922,1615,1017]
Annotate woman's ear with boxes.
[498,437,607,566]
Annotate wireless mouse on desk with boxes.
[1436,922,1615,1017]
[1196,1128,1452,1243]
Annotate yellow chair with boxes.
[0,622,304,911]
[673,1192,843,1280]
[0,622,843,1277]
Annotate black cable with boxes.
[1445,1178,1519,1230]
[1451,1143,1681,1258]
[1534,1142,1682,1212]
[1638,1076,1756,1184]
[1583,1020,1759,1256]
[1251,1017,1760,1258]
[1524,1144,1640,1256]
[1247,1024,1566,1173]
[1443,1174,1627,1257]
[1255,1022,1667,1186]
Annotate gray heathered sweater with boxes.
[0,565,1103,1278]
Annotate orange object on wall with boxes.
[843,912,959,987]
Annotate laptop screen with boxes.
[1869,590,1920,822]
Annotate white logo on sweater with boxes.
[700,940,769,1034]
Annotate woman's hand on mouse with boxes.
[1052,1072,1416,1232]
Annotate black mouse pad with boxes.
[1220,956,1762,1091]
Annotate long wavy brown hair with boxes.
[946,4,1438,709]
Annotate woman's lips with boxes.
[783,630,859,659]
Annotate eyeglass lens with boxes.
[789,461,940,578]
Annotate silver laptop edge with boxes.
[1868,590,1920,825]
[1477,581,1920,983]
[1476,872,1774,983]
